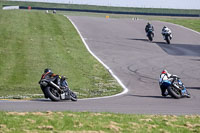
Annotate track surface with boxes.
[1,16,200,114]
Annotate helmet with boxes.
[163,26,167,28]
[61,76,65,80]
[44,68,51,73]
[61,76,66,81]
[161,69,168,74]
[147,22,150,25]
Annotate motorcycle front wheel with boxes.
[147,32,153,42]
[45,86,61,101]
[167,86,181,99]
[70,91,77,101]
[166,36,170,44]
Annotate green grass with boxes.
[0,111,199,132]
[157,18,200,32]
[0,10,122,99]
[1,0,200,15]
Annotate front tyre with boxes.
[70,91,77,101]
[167,86,181,99]
[166,35,170,44]
[45,86,61,101]
[147,32,153,42]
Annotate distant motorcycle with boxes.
[147,28,154,42]
[159,74,190,99]
[162,28,172,44]
[39,77,77,101]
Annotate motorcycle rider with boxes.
[39,68,68,97]
[159,69,172,96]
[159,69,189,97]
[145,22,154,36]
[161,26,172,40]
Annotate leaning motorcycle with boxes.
[159,75,190,99]
[147,28,154,42]
[39,77,77,101]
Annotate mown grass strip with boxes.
[0,111,200,133]
[0,10,122,99]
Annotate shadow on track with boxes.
[128,37,200,57]
[155,42,200,57]
[127,38,149,42]
[31,99,73,102]
[126,94,172,99]
[187,87,200,90]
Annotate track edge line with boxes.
[66,16,128,100]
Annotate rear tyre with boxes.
[45,86,61,101]
[167,86,181,99]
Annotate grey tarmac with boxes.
[0,16,200,114]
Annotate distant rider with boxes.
[161,26,172,40]
[145,22,154,36]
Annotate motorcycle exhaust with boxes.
[49,81,62,92]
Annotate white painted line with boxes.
[66,16,128,100]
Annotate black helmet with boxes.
[61,76,66,81]
[44,68,51,73]
[163,26,167,28]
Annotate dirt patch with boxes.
[26,119,36,124]
[61,131,105,133]
[129,122,140,129]
[159,129,170,133]
[38,125,54,130]
[32,111,53,116]
[74,121,84,128]
[0,124,7,129]
[106,121,122,132]
[6,112,28,116]
[66,113,77,117]
[140,118,153,122]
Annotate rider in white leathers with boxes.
[161,26,172,40]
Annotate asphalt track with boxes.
[1,16,200,114]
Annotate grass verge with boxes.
[0,111,200,133]
[1,0,200,15]
[0,10,122,99]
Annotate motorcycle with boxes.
[147,28,154,42]
[159,74,190,99]
[39,77,77,101]
[162,29,172,44]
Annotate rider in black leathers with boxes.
[145,22,154,36]
[39,68,68,98]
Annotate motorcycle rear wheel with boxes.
[167,86,181,99]
[45,86,61,101]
